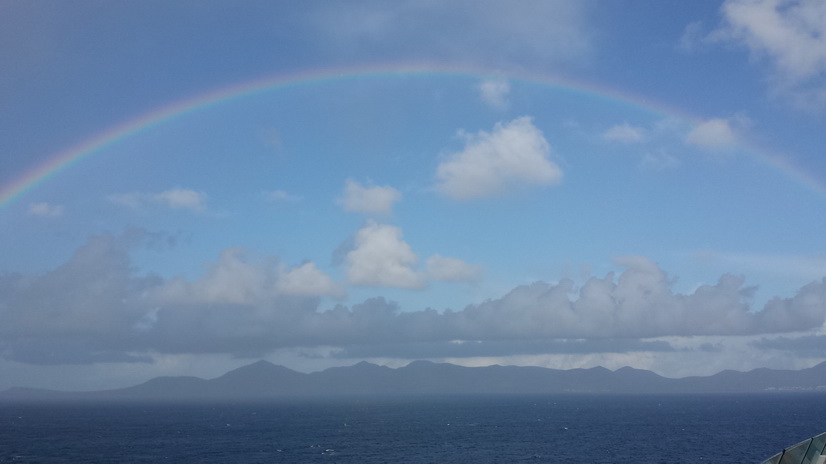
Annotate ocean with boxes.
[2,394,825,463]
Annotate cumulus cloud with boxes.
[28,202,64,218]
[277,262,345,298]
[685,118,739,149]
[602,123,646,143]
[158,247,281,305]
[342,223,480,288]
[435,117,562,200]
[108,188,207,211]
[337,179,401,216]
[711,0,826,107]
[345,222,424,289]
[2,234,825,366]
[478,77,510,109]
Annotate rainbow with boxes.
[1,62,823,210]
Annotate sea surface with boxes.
[2,394,825,463]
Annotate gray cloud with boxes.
[1,234,824,365]
[752,335,826,358]
[331,339,676,360]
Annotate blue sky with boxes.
[1,0,826,391]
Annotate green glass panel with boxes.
[779,439,813,464]
[762,452,783,464]
[802,432,826,463]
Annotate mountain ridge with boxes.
[3,360,826,403]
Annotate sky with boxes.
[1,0,826,391]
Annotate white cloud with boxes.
[277,262,344,298]
[337,179,402,216]
[602,123,646,143]
[685,118,739,149]
[426,254,482,282]
[108,188,207,211]
[264,190,301,202]
[345,222,424,289]
[711,0,826,107]
[27,202,64,218]
[478,78,510,109]
[435,117,562,200]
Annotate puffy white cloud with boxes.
[435,117,562,200]
[345,222,424,289]
[711,0,826,107]
[108,188,207,211]
[28,202,64,218]
[602,123,646,143]
[425,254,482,282]
[685,118,739,149]
[478,78,510,109]
[337,179,401,216]
[277,262,344,298]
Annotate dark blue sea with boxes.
[2,394,825,463]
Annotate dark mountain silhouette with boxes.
[3,360,826,403]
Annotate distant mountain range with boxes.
[4,360,826,402]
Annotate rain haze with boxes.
[1,0,826,392]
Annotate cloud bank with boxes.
[2,231,824,365]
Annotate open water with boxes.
[2,394,825,463]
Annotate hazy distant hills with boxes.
[4,360,826,402]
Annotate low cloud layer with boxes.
[1,231,824,365]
